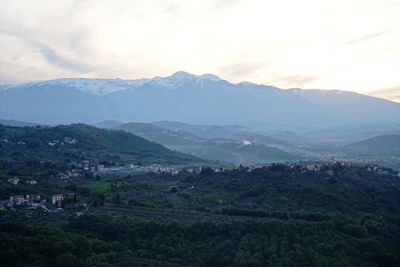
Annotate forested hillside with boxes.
[0,123,206,166]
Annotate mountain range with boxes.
[1,71,399,132]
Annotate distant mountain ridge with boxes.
[0,119,41,127]
[95,120,124,129]
[1,71,399,131]
[345,134,400,154]
[305,124,400,144]
[151,121,290,146]
[115,121,302,165]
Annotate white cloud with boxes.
[0,0,399,101]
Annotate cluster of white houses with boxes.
[7,177,37,185]
[1,136,78,147]
[0,193,75,211]
[95,160,400,178]
[47,137,78,146]
[208,160,400,177]
[97,163,182,175]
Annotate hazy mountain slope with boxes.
[152,121,290,146]
[344,135,400,154]
[308,135,400,170]
[305,124,400,144]
[0,123,205,165]
[1,71,399,131]
[0,84,109,124]
[117,122,201,146]
[153,120,316,147]
[173,140,302,165]
[117,122,303,165]
[257,129,314,146]
[94,120,125,129]
[289,88,400,125]
[0,119,41,127]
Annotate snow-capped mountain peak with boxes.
[149,71,197,89]
[10,78,150,96]
[148,71,222,89]
[0,71,225,95]
[170,71,196,80]
[200,73,221,81]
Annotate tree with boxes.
[55,252,78,267]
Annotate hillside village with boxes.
[2,158,399,216]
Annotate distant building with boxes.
[325,170,335,176]
[305,163,320,171]
[64,193,76,201]
[63,137,77,144]
[58,173,69,180]
[242,140,252,145]
[51,194,64,205]
[26,194,41,202]
[8,177,20,185]
[10,195,25,205]
[97,165,105,170]
[67,172,78,177]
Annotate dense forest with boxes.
[1,213,399,266]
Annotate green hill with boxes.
[0,123,206,165]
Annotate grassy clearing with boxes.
[80,182,111,193]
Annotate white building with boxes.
[10,195,25,205]
[8,177,20,185]
[26,194,41,202]
[51,194,64,205]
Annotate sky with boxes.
[0,0,399,102]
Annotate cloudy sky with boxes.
[0,0,399,101]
